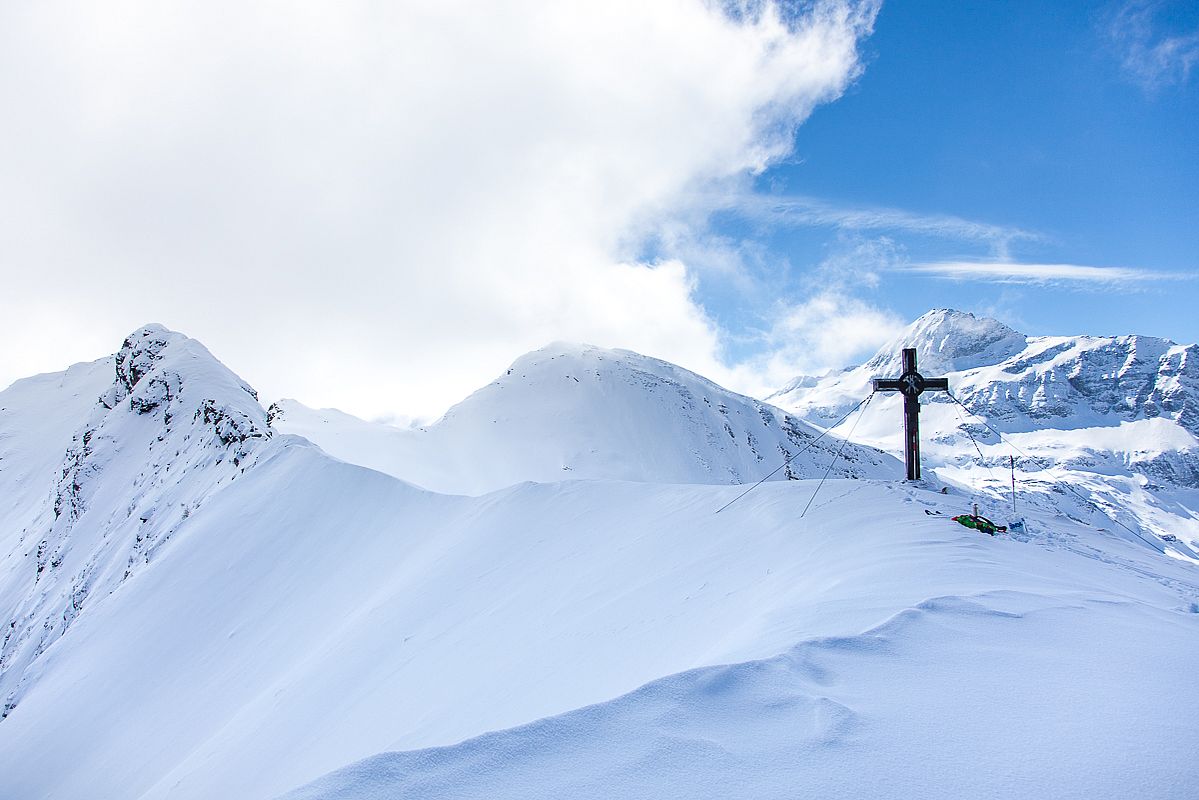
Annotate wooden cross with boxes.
[872,348,950,481]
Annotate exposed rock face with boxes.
[950,334,1199,435]
[1,324,273,718]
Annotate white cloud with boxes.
[1106,0,1199,90]
[814,235,906,289]
[716,237,907,396]
[0,0,878,419]
[908,260,1191,285]
[725,193,1038,255]
[739,291,905,393]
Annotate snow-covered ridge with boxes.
[963,332,1199,435]
[0,326,894,724]
[0,324,273,718]
[0,317,1196,799]
[273,341,898,494]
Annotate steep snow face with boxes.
[961,333,1199,435]
[770,310,1199,545]
[0,358,114,556]
[273,342,897,494]
[0,325,272,717]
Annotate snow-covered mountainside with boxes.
[0,322,1197,800]
[0,325,272,719]
[771,309,1199,547]
[271,342,895,494]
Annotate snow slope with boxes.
[771,309,1199,547]
[285,591,1198,800]
[6,450,1199,800]
[270,342,895,494]
[0,323,1196,800]
[0,357,113,557]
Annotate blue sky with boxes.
[689,0,1198,361]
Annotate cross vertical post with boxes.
[872,348,950,481]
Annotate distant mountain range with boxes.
[770,309,1199,544]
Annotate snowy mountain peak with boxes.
[0,325,275,718]
[115,323,174,395]
[864,308,1026,376]
[430,341,897,488]
[275,341,898,494]
[454,341,744,421]
[104,324,267,434]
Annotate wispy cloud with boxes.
[728,192,1037,253]
[1106,0,1199,90]
[908,260,1192,285]
[715,235,907,395]
[723,289,905,397]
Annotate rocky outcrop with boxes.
[1,324,275,719]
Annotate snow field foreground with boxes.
[280,485,1199,800]
[0,437,933,798]
[285,597,1197,800]
[4,420,1196,798]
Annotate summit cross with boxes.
[872,348,950,481]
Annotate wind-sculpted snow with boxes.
[282,594,1199,800]
[273,342,896,494]
[2,456,1198,800]
[0,324,272,719]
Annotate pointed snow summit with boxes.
[0,324,274,717]
[273,342,897,494]
[862,308,1027,376]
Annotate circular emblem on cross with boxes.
[898,370,925,397]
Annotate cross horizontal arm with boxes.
[924,378,949,391]
[872,378,903,392]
